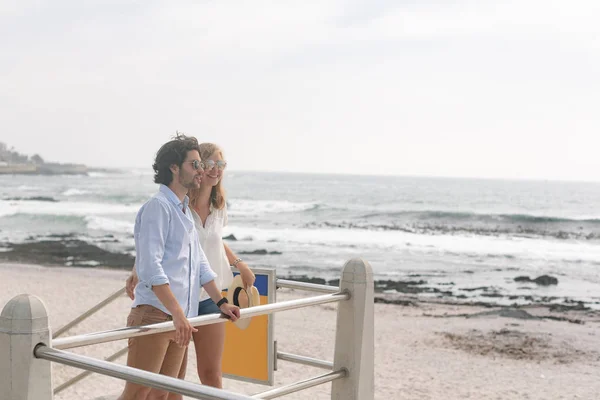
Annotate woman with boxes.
[126,142,255,392]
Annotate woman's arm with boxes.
[202,280,240,320]
[224,242,255,288]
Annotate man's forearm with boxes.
[152,284,186,318]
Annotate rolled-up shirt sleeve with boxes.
[135,199,170,288]
[197,244,217,286]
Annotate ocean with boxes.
[1,170,600,308]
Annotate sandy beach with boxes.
[1,262,600,400]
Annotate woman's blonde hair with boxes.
[190,143,227,210]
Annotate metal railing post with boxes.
[0,294,53,400]
[331,258,374,400]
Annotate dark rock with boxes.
[374,279,429,294]
[222,234,237,241]
[549,302,587,312]
[460,286,492,292]
[514,274,558,285]
[284,275,327,285]
[481,292,503,298]
[4,196,58,202]
[47,233,76,239]
[241,249,267,255]
[238,249,282,255]
[467,309,538,320]
[532,275,558,286]
[374,297,417,306]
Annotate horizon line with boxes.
[90,166,600,184]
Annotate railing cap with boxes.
[0,294,49,334]
[341,258,374,284]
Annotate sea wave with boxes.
[16,185,40,191]
[227,199,323,216]
[303,220,600,240]
[0,199,139,218]
[360,210,600,225]
[62,188,89,196]
[224,224,600,264]
[85,215,134,232]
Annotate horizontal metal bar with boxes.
[54,287,127,338]
[36,346,253,400]
[276,351,333,370]
[276,279,339,294]
[53,291,349,350]
[252,370,347,399]
[54,346,128,394]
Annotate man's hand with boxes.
[172,312,198,348]
[219,303,241,322]
[125,272,139,300]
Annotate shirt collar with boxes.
[159,184,189,209]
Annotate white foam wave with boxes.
[17,185,40,191]
[227,199,318,216]
[224,225,600,265]
[131,169,154,176]
[85,216,134,232]
[88,172,107,178]
[0,199,141,218]
[62,188,89,196]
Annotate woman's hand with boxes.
[125,270,139,300]
[238,262,255,288]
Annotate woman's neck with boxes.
[192,184,213,212]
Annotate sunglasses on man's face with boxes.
[187,160,206,171]
[204,160,227,171]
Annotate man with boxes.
[119,134,240,400]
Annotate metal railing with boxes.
[53,287,127,338]
[0,258,374,400]
[52,291,349,350]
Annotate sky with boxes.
[1,0,599,181]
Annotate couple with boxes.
[119,134,256,400]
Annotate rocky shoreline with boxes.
[1,236,597,316]
[0,237,134,269]
[282,274,600,319]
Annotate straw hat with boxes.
[226,275,260,329]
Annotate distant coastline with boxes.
[0,141,88,175]
[0,162,89,175]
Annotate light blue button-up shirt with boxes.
[132,184,217,317]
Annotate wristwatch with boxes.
[216,297,228,308]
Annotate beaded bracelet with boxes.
[232,258,243,267]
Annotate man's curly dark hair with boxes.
[153,133,199,186]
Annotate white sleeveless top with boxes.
[190,205,234,301]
